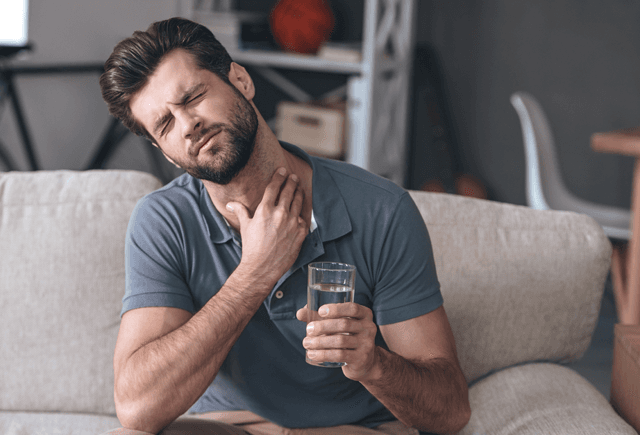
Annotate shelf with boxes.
[191,0,418,186]
[228,49,363,74]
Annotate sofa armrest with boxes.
[461,363,637,434]
[100,429,154,435]
[408,191,612,383]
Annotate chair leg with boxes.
[611,243,629,322]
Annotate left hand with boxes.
[296,303,380,381]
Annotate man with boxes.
[100,17,470,435]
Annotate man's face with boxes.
[129,49,258,185]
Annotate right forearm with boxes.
[116,268,272,432]
[117,169,308,433]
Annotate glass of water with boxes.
[306,262,356,367]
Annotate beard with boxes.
[179,86,258,185]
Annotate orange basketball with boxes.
[269,0,334,54]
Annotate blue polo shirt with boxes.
[123,142,442,429]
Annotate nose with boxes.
[177,109,203,140]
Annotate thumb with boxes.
[226,202,250,224]
[296,305,309,322]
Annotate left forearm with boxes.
[299,303,470,432]
[360,347,470,434]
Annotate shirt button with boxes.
[275,290,284,299]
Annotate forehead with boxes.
[129,49,219,134]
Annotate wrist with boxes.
[359,346,387,384]
[226,264,276,299]
[233,258,284,293]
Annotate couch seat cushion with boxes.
[0,411,120,435]
[460,363,636,434]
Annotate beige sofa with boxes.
[0,169,636,435]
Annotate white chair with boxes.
[510,91,631,241]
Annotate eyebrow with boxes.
[152,83,207,137]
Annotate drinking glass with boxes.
[306,262,356,367]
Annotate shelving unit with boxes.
[186,0,416,186]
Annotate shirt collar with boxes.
[200,142,350,244]
[220,210,318,249]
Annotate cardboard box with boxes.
[276,101,345,159]
[610,323,640,432]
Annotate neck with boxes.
[203,121,313,232]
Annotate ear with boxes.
[228,62,255,101]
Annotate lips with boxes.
[192,128,222,156]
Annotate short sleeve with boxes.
[122,194,195,316]
[371,192,442,325]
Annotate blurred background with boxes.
[1,0,639,209]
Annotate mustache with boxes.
[193,124,225,144]
[190,124,225,155]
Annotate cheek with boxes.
[204,92,239,121]
[156,139,183,163]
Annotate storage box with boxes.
[276,101,345,159]
[610,323,640,432]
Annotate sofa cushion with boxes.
[460,363,636,434]
[0,411,120,435]
[409,191,612,383]
[0,170,162,415]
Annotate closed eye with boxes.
[187,92,205,104]
[158,93,203,137]
[159,116,174,137]
[155,86,206,138]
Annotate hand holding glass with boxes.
[306,262,356,367]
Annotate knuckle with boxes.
[288,214,299,226]
[363,338,375,350]
[335,334,350,347]
[272,208,286,220]
[337,318,351,330]
[306,337,318,348]
[367,324,378,336]
[269,174,284,187]
[309,323,321,335]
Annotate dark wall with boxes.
[248,0,640,207]
[418,0,640,206]
[5,0,637,207]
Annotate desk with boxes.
[591,128,640,325]
[610,324,640,432]
[0,64,132,172]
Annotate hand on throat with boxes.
[204,145,313,233]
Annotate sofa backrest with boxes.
[409,190,612,384]
[0,170,162,415]
[0,171,612,414]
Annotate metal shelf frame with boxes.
[187,0,416,185]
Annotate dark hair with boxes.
[99,17,233,139]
